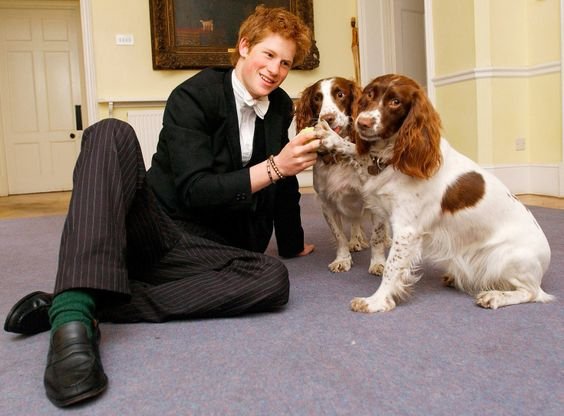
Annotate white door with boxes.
[393,0,427,88]
[0,4,83,194]
[357,0,426,88]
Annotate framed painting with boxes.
[149,0,320,70]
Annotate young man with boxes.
[4,6,318,408]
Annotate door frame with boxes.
[356,0,395,86]
[79,0,97,128]
[356,0,433,94]
[560,0,564,195]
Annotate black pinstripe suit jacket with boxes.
[147,68,305,257]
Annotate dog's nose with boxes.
[320,113,336,126]
[356,115,374,129]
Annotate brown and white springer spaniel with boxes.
[318,74,553,312]
[295,77,368,272]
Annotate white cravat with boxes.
[232,71,270,165]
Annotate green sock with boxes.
[48,290,96,339]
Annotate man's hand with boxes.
[273,129,320,177]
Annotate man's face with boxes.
[236,33,296,99]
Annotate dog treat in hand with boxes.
[298,126,318,142]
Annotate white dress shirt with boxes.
[231,71,269,165]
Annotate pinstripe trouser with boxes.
[54,119,289,323]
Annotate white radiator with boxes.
[127,109,164,169]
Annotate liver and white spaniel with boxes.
[295,77,368,272]
[318,74,553,312]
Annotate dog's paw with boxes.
[442,274,456,287]
[328,257,352,272]
[368,263,384,276]
[315,121,343,150]
[350,297,371,312]
[313,119,332,134]
[349,236,369,252]
[320,133,343,151]
[350,296,396,313]
[475,290,504,309]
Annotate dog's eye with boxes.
[337,91,345,99]
[367,91,374,99]
[389,98,401,108]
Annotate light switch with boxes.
[116,34,134,45]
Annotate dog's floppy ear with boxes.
[392,85,442,179]
[348,80,363,147]
[351,84,372,155]
[294,83,318,132]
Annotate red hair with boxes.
[230,6,312,67]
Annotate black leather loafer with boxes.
[44,321,108,407]
[4,291,52,335]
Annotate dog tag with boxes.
[368,157,387,175]
[368,164,381,175]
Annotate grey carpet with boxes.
[1,194,562,415]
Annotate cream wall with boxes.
[91,0,357,120]
[432,0,476,75]
[434,80,478,160]
[431,0,562,175]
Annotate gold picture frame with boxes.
[149,0,320,70]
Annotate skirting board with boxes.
[483,163,564,197]
[297,163,564,197]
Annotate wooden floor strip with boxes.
[0,190,562,220]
